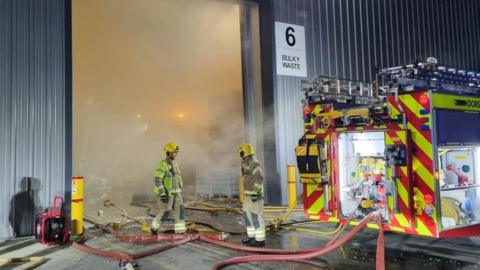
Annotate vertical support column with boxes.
[71,176,84,235]
[287,164,297,208]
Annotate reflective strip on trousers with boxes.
[255,229,265,241]
[174,222,186,233]
[246,226,255,238]
[151,217,161,230]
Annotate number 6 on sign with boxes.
[275,22,307,77]
[286,27,296,46]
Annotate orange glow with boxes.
[177,113,185,119]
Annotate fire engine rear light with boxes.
[418,94,429,106]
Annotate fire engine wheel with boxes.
[469,237,480,246]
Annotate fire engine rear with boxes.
[296,59,480,240]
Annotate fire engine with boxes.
[296,60,480,242]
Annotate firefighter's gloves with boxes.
[160,194,169,203]
[251,193,262,202]
[154,186,169,203]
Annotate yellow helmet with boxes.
[237,143,254,158]
[164,143,179,156]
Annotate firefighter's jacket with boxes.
[154,159,183,196]
[241,157,264,197]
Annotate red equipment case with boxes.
[34,196,70,245]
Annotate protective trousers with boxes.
[242,195,265,241]
[151,192,186,233]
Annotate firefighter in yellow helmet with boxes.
[151,143,186,234]
[238,143,265,247]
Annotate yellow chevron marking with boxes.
[407,122,433,159]
[306,184,316,197]
[356,127,364,130]
[309,215,320,220]
[397,131,406,144]
[328,217,339,222]
[389,226,406,233]
[385,133,393,145]
[308,194,324,214]
[412,156,435,192]
[349,220,380,229]
[348,220,359,226]
[388,101,401,118]
[415,218,434,237]
[400,166,408,177]
[395,214,410,227]
[400,94,430,122]
[397,180,409,207]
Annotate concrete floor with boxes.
[2,206,480,270]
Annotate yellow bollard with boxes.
[239,176,245,204]
[71,176,84,235]
[287,165,297,208]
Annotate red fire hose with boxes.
[212,212,385,270]
[75,213,385,270]
[82,217,317,254]
[198,235,321,254]
[73,234,199,261]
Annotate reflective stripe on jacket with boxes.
[154,159,183,195]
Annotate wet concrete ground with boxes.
[2,204,480,270]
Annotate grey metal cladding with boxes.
[272,0,480,204]
[0,0,67,239]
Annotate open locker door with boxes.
[384,129,416,230]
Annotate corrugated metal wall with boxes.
[273,0,480,202]
[0,0,69,239]
[1,0,479,231]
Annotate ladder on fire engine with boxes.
[301,75,385,106]
[301,75,390,128]
[377,59,480,96]
[302,59,480,105]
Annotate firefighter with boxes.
[238,143,265,247]
[151,143,186,234]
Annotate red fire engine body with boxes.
[296,61,480,240]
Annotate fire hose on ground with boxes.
[73,234,197,261]
[212,211,385,270]
[74,212,385,270]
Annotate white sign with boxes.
[275,22,307,77]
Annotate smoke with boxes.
[73,0,246,218]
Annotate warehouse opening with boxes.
[72,0,262,219]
